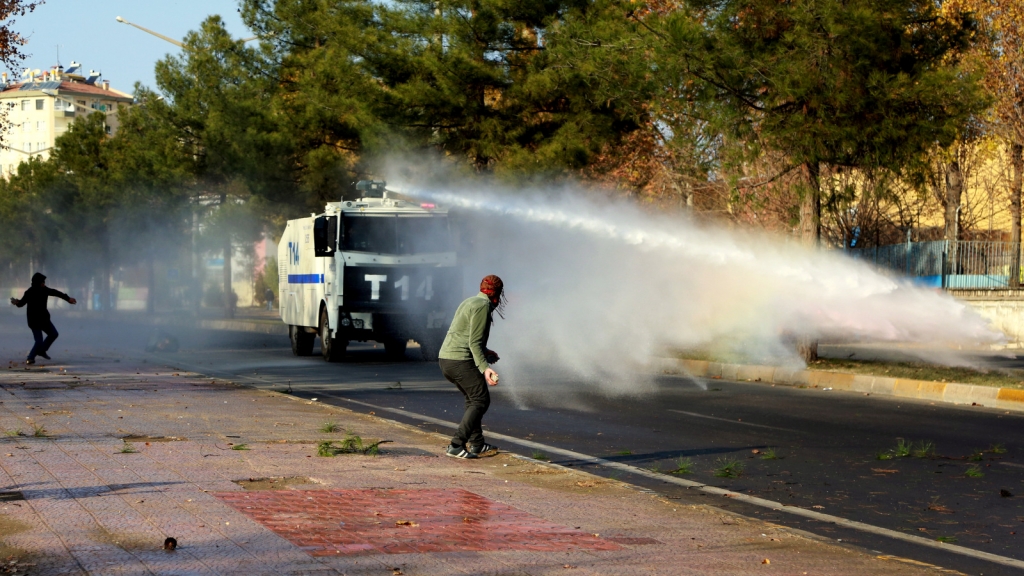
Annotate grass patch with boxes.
[3,429,24,437]
[965,465,984,478]
[616,450,633,456]
[532,451,550,461]
[760,448,779,460]
[319,422,340,433]
[877,438,935,460]
[987,443,1007,455]
[231,443,250,451]
[808,358,1024,389]
[669,458,693,475]
[936,535,958,543]
[713,459,744,478]
[892,438,912,458]
[671,349,1024,389]
[316,434,388,457]
[119,441,138,454]
[968,450,985,462]
[912,441,936,458]
[31,424,47,438]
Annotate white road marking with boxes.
[667,409,801,433]
[334,395,1024,572]
[1000,462,1024,469]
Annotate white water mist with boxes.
[394,179,1002,397]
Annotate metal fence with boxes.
[849,240,1023,289]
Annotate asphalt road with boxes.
[7,315,1024,575]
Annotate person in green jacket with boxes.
[438,274,506,459]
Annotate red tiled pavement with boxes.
[216,488,621,557]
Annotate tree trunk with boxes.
[146,256,155,315]
[101,239,112,318]
[1010,143,1023,288]
[223,234,234,319]
[221,193,234,319]
[944,160,963,243]
[797,162,820,363]
[799,162,821,247]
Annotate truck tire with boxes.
[290,325,315,356]
[320,309,346,362]
[419,337,441,362]
[384,339,408,361]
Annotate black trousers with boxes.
[28,320,58,360]
[439,359,490,447]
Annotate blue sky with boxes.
[13,0,250,94]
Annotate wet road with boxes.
[10,315,1024,575]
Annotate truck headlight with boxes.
[353,319,364,329]
[341,318,351,327]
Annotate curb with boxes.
[60,310,290,336]
[659,358,1024,414]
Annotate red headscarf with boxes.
[480,275,507,319]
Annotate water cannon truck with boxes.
[277,181,461,361]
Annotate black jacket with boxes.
[15,286,71,329]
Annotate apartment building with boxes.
[0,62,133,178]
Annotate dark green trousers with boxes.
[439,359,490,447]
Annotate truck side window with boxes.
[313,215,338,256]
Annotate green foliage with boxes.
[714,459,744,478]
[317,434,386,456]
[912,441,936,458]
[669,458,693,475]
[532,451,549,461]
[319,422,340,433]
[965,465,984,478]
[760,448,779,461]
[231,443,250,451]
[119,441,137,454]
[31,424,46,438]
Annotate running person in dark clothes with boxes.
[10,273,77,364]
[438,275,506,459]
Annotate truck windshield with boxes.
[342,215,451,255]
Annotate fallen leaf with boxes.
[928,504,953,513]
[576,481,596,488]
[812,505,825,510]
[762,559,770,565]
[395,520,418,527]
[563,565,577,569]
[871,468,898,474]
[751,449,761,454]
[1000,489,1014,498]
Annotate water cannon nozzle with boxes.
[355,180,387,197]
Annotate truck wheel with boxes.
[384,339,408,361]
[320,309,346,362]
[290,325,315,356]
[419,338,440,362]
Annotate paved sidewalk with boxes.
[0,357,940,575]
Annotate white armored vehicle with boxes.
[277,181,461,361]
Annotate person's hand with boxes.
[484,368,499,386]
[9,297,16,305]
[484,349,500,364]
[68,298,77,305]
